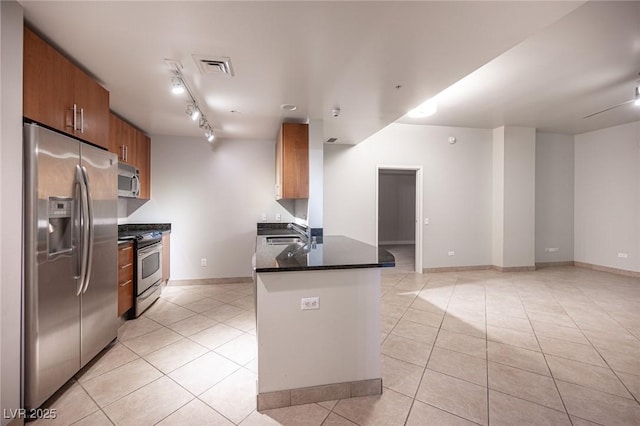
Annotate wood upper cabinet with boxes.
[108,113,136,165]
[275,122,309,200]
[108,112,151,200]
[117,242,134,317]
[23,26,110,149]
[136,132,151,200]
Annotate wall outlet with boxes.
[545,248,560,253]
[618,253,628,259]
[275,213,281,221]
[301,297,319,310]
[201,258,207,267]
[424,218,430,225]
[261,213,267,221]
[447,251,455,256]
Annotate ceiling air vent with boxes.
[193,55,234,76]
[325,137,338,143]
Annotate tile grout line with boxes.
[516,278,574,425]
[402,274,456,426]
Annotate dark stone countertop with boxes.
[255,235,395,273]
[118,223,171,234]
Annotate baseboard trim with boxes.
[257,378,382,411]
[169,277,253,286]
[379,241,415,246]
[423,265,492,273]
[492,265,536,272]
[535,261,575,269]
[574,261,640,278]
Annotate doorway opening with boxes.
[376,166,423,273]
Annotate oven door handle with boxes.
[138,243,162,256]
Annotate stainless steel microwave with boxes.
[117,162,140,198]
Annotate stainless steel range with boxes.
[118,231,163,316]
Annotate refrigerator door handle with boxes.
[73,171,82,282]
[76,165,88,295]
[81,166,94,294]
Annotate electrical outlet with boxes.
[201,258,207,267]
[301,297,319,310]
[618,253,628,259]
[275,213,281,221]
[261,213,267,221]
[447,251,455,256]
[424,218,430,225]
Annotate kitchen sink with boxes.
[266,236,304,245]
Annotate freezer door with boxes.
[79,143,118,366]
[23,123,82,409]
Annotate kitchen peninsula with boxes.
[254,225,395,410]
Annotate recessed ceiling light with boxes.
[281,104,297,111]
[407,100,437,118]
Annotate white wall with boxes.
[378,172,416,244]
[502,127,536,267]
[535,132,574,263]
[492,128,505,266]
[127,135,295,279]
[0,1,24,423]
[574,121,640,273]
[324,123,493,269]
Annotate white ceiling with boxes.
[21,1,634,145]
[398,1,640,134]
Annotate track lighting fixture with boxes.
[167,60,216,143]
[634,82,640,106]
[170,76,185,95]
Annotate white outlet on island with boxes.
[301,297,319,310]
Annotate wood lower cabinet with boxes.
[275,122,309,200]
[162,233,170,283]
[108,112,151,200]
[117,242,134,317]
[23,26,110,149]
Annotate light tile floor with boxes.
[35,266,640,425]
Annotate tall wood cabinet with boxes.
[108,113,151,200]
[23,26,110,149]
[275,122,309,200]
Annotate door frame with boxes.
[375,165,423,273]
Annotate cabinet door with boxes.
[23,27,74,134]
[161,233,170,283]
[281,123,309,199]
[74,68,110,149]
[136,132,151,200]
[108,113,136,164]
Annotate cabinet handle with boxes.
[120,145,125,162]
[119,279,133,287]
[80,107,84,134]
[124,145,128,162]
[120,246,132,252]
[67,104,78,130]
[119,262,133,269]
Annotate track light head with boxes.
[634,82,640,106]
[205,130,215,142]
[186,104,200,121]
[171,76,185,95]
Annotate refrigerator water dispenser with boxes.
[48,197,72,255]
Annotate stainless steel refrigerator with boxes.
[23,122,118,409]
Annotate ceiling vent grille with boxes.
[325,137,338,143]
[193,55,234,76]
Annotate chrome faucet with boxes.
[287,223,311,242]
